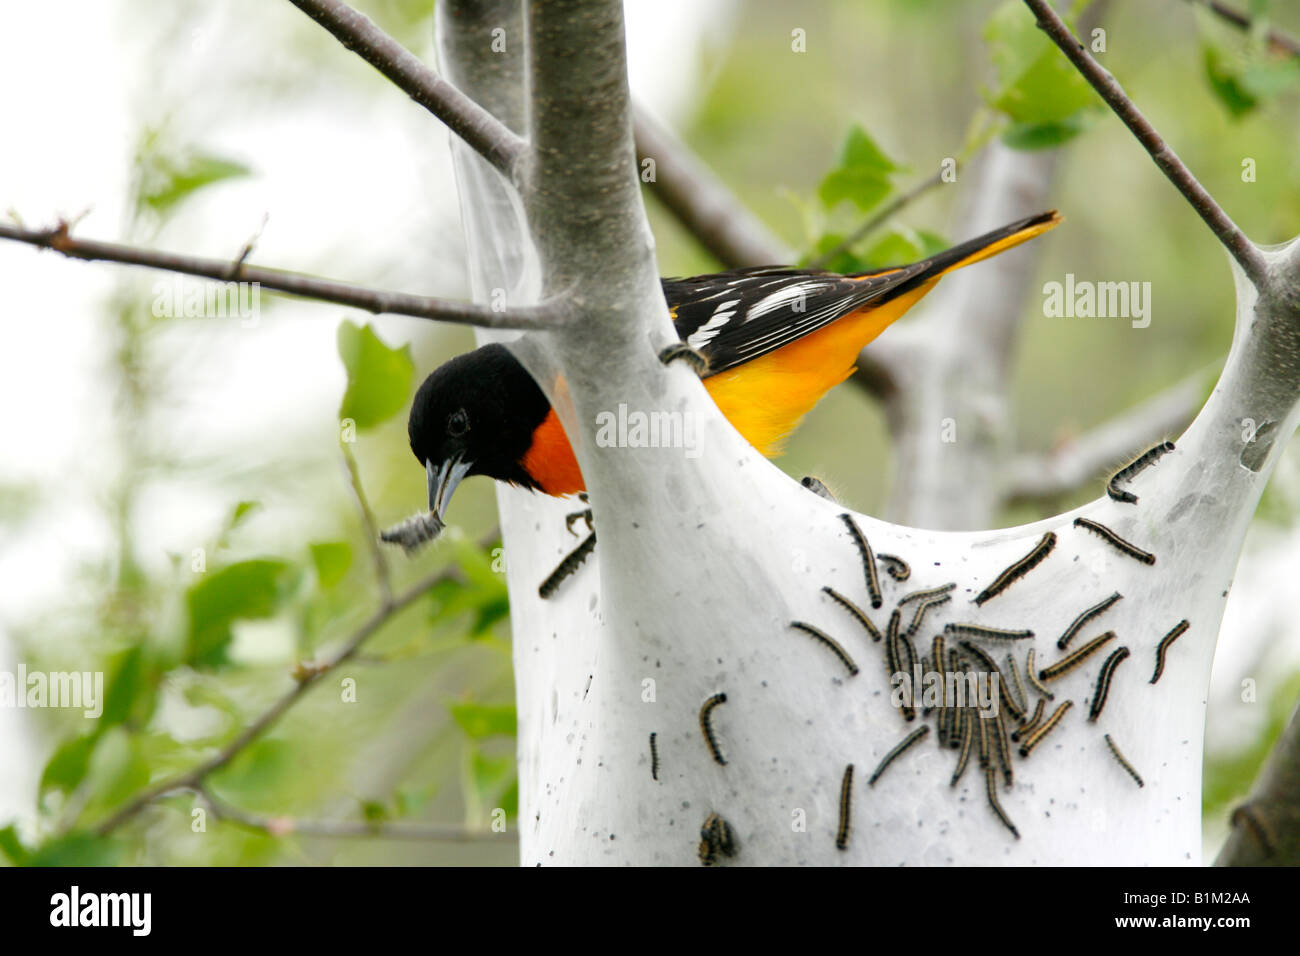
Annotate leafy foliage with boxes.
[817,124,904,213]
[1200,28,1300,118]
[983,0,1101,149]
[337,320,416,431]
[309,541,353,590]
[133,131,251,218]
[186,559,296,670]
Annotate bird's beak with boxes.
[427,455,472,521]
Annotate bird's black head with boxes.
[408,343,551,520]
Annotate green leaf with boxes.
[24,832,123,867]
[0,825,30,865]
[817,125,903,212]
[40,734,98,801]
[428,569,510,639]
[861,230,925,268]
[471,593,511,637]
[449,536,496,587]
[134,731,195,778]
[137,145,251,217]
[803,233,867,275]
[43,730,151,827]
[449,701,517,739]
[97,645,159,730]
[337,320,415,430]
[496,774,519,819]
[216,501,261,548]
[1000,114,1094,150]
[468,748,516,815]
[310,541,353,589]
[855,228,954,271]
[82,728,151,817]
[807,226,950,275]
[1200,13,1300,119]
[1240,55,1300,100]
[449,536,509,599]
[186,558,294,669]
[984,1,1099,128]
[1204,44,1260,117]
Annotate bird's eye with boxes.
[447,409,469,437]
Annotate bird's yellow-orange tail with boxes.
[706,210,1064,458]
[859,209,1063,285]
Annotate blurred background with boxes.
[1,0,1298,864]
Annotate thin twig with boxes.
[1022,0,1268,287]
[228,213,269,281]
[341,444,391,603]
[195,787,509,842]
[0,221,568,329]
[633,107,793,268]
[807,168,946,270]
[284,0,525,180]
[94,527,500,836]
[1002,362,1215,504]
[1181,0,1300,58]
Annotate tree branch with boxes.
[341,444,391,603]
[1001,363,1215,505]
[1216,694,1300,866]
[523,0,658,302]
[0,221,567,329]
[94,525,501,837]
[284,0,526,180]
[628,108,912,397]
[195,787,511,843]
[1181,0,1300,58]
[1023,0,1269,288]
[633,107,794,268]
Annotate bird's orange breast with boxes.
[521,407,587,497]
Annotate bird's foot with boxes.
[566,507,594,536]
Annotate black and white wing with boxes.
[662,211,1063,377]
[662,264,927,377]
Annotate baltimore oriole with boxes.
[404,210,1061,525]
